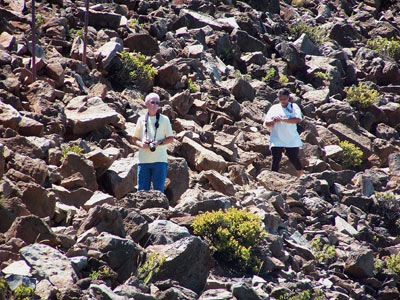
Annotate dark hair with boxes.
[278,88,290,96]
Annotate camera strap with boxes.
[144,112,160,141]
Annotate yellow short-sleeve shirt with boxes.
[133,113,174,163]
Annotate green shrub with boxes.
[128,19,144,30]
[311,236,336,263]
[13,284,34,300]
[75,28,84,39]
[192,207,267,273]
[0,279,6,299]
[345,82,379,108]
[385,252,400,275]
[120,51,158,82]
[137,252,166,283]
[314,71,330,81]
[262,68,276,82]
[367,37,400,61]
[187,78,198,93]
[338,141,363,168]
[374,192,400,236]
[280,289,325,300]
[234,70,251,81]
[374,258,385,273]
[61,145,84,160]
[89,266,115,281]
[279,74,289,84]
[289,22,327,45]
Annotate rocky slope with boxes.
[0,0,400,299]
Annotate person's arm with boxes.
[281,117,301,124]
[155,136,174,146]
[131,136,150,149]
[131,117,150,149]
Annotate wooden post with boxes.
[31,0,36,82]
[83,0,89,65]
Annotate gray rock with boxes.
[293,33,320,56]
[124,33,159,56]
[96,41,123,70]
[165,156,190,206]
[78,204,126,238]
[232,282,263,300]
[335,216,358,236]
[90,283,128,300]
[174,189,234,215]
[145,220,190,245]
[5,215,58,246]
[231,78,255,102]
[389,152,400,176]
[65,96,121,135]
[82,232,143,282]
[58,152,98,192]
[2,260,31,276]
[344,248,374,278]
[198,289,232,300]
[4,274,36,292]
[152,236,213,294]
[120,190,169,210]
[102,156,138,199]
[20,243,78,290]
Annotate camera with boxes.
[148,141,156,152]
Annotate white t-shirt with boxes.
[264,102,303,148]
[133,113,174,163]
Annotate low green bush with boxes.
[89,266,115,281]
[345,82,379,108]
[279,74,289,84]
[311,236,336,263]
[120,51,158,82]
[338,141,363,168]
[385,252,400,275]
[137,252,166,283]
[289,22,327,45]
[192,207,267,273]
[262,68,276,82]
[61,145,84,160]
[187,78,198,93]
[367,37,400,61]
[13,284,35,300]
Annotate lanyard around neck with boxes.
[144,112,160,141]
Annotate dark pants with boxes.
[271,147,302,172]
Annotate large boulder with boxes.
[58,153,98,192]
[17,182,56,219]
[8,153,47,185]
[165,156,190,206]
[344,248,374,278]
[124,33,159,56]
[152,236,213,294]
[102,156,137,199]
[77,204,126,238]
[20,243,78,291]
[144,220,190,245]
[181,137,228,172]
[65,96,121,135]
[5,215,58,246]
[82,232,143,282]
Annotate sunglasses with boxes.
[150,101,160,105]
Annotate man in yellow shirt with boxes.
[131,93,174,192]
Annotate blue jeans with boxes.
[137,162,168,192]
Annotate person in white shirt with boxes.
[131,93,174,192]
[263,88,303,176]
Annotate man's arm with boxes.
[131,136,149,149]
[155,136,174,146]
